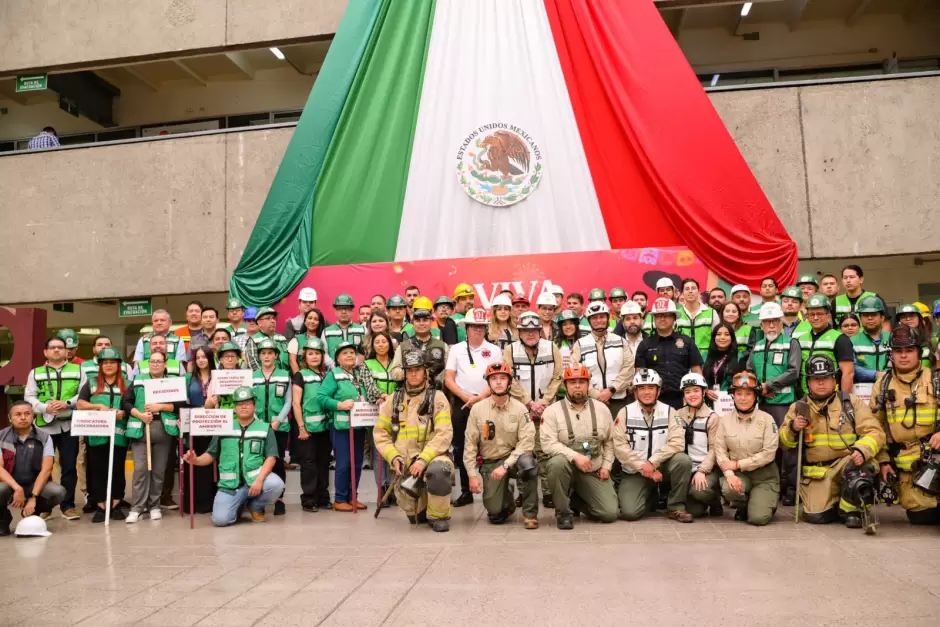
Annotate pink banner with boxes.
[276,247,712,315]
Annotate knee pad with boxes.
[906,507,940,526]
[516,453,538,481]
[425,459,453,496]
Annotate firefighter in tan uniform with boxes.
[612,369,693,522]
[541,363,618,529]
[870,326,940,525]
[374,350,454,532]
[677,374,723,518]
[779,355,884,531]
[715,371,780,526]
[504,312,562,507]
[465,363,539,529]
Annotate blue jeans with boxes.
[332,428,365,503]
[211,474,285,527]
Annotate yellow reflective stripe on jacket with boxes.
[838,498,859,513]
[886,410,938,425]
[418,449,434,464]
[894,453,920,470]
[806,434,857,447]
[854,435,880,456]
[779,426,799,448]
[434,411,450,425]
[376,416,396,432]
[381,446,401,464]
[801,465,828,479]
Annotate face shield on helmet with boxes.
[517,312,542,347]
[584,302,610,331]
[729,371,760,414]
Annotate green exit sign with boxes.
[119,299,152,318]
[15,73,47,92]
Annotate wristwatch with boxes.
[502,461,511,470]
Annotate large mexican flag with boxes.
[231,0,797,306]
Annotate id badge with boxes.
[275,383,287,397]
[249,440,262,455]
[772,352,784,366]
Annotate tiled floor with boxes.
[3,470,939,626]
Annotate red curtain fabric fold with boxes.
[544,0,798,288]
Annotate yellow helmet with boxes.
[453,283,475,299]
[913,302,930,317]
[413,296,434,312]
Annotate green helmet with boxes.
[255,306,277,319]
[806,294,830,310]
[303,337,326,352]
[226,298,245,310]
[434,296,455,307]
[334,294,354,307]
[217,342,241,356]
[56,329,79,349]
[335,341,357,356]
[897,304,920,316]
[781,286,803,301]
[97,347,122,362]
[257,338,280,354]
[588,288,606,302]
[232,386,255,403]
[387,294,407,308]
[796,274,818,287]
[556,310,579,324]
[609,287,627,300]
[856,296,885,314]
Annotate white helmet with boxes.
[550,283,565,296]
[650,297,677,315]
[680,372,708,390]
[14,515,51,537]
[517,312,541,330]
[536,292,556,308]
[655,278,675,290]
[584,302,610,318]
[491,294,512,308]
[620,301,643,317]
[633,368,662,388]
[298,287,318,302]
[758,302,784,320]
[731,284,751,296]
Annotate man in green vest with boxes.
[731,284,759,326]
[323,294,366,361]
[222,298,247,339]
[609,287,628,320]
[676,278,718,359]
[81,335,134,384]
[834,264,880,325]
[796,274,819,304]
[779,286,804,337]
[746,302,802,505]
[851,296,890,385]
[133,309,186,364]
[443,283,475,345]
[391,299,448,387]
[23,336,86,520]
[252,338,292,516]
[57,328,84,365]
[133,335,185,379]
[386,294,409,342]
[245,307,290,371]
[792,294,855,394]
[183,386,284,526]
[749,277,780,321]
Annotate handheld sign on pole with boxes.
[190,409,236,436]
[143,377,188,404]
[71,411,116,526]
[852,383,873,404]
[350,402,378,515]
[210,370,253,397]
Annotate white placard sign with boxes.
[852,383,873,404]
[210,370,253,396]
[143,377,188,404]
[716,392,734,417]
[350,402,379,428]
[70,410,116,437]
[190,409,236,436]
[179,408,191,434]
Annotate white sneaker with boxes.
[125,511,140,524]
[149,508,163,521]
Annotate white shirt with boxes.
[445,340,502,396]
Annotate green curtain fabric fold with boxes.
[311,0,437,266]
[229,0,386,306]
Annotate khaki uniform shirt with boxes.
[540,398,615,472]
[463,397,535,478]
[674,405,720,474]
[715,408,779,478]
[374,387,452,467]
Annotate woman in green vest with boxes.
[703,324,739,401]
[121,350,184,524]
[252,338,292,516]
[720,302,756,363]
[364,331,397,498]
[76,348,128,523]
[291,339,332,512]
[205,342,246,410]
[287,308,328,374]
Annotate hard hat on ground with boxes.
[14,515,51,537]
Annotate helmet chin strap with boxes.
[489,383,509,397]
[735,400,757,414]
[639,394,659,410]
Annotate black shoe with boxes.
[0,523,10,537]
[452,492,474,507]
[302,503,318,513]
[709,503,724,517]
[119,499,131,509]
[429,518,450,532]
[416,511,428,524]
[318,501,333,510]
[556,513,574,530]
[110,507,126,521]
[274,501,286,516]
[542,494,554,509]
[515,494,523,508]
[781,488,796,507]
[92,508,106,523]
[363,461,372,470]
[844,512,863,529]
[734,508,748,522]
[488,509,511,525]
[82,502,98,514]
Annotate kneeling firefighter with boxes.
[374,350,455,532]
[780,355,885,532]
[464,362,540,529]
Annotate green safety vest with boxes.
[450,313,467,343]
[364,359,397,395]
[320,368,367,431]
[403,325,440,339]
[219,323,247,337]
[249,332,290,370]
[297,369,329,433]
[32,363,82,427]
[735,325,753,358]
[86,378,129,447]
[126,372,181,439]
[217,418,270,490]
[851,332,890,374]
[676,306,714,359]
[294,332,323,356]
[138,359,185,377]
[794,327,842,393]
[750,338,796,405]
[834,292,877,324]
[323,324,365,360]
[141,334,183,360]
[81,359,134,388]
[251,368,291,432]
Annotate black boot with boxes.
[274,500,286,516]
[515,494,523,508]
[92,508,106,524]
[734,507,748,522]
[542,494,554,509]
[429,518,450,532]
[0,511,11,536]
[844,512,863,529]
[781,487,796,507]
[708,502,723,517]
[556,512,574,530]
[452,492,474,507]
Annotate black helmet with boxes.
[805,355,837,379]
[889,325,923,349]
[402,350,426,370]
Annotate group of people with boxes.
[3,264,940,536]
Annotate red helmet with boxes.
[563,363,591,382]
[511,293,530,306]
[650,297,677,315]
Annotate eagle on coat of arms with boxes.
[479,130,531,177]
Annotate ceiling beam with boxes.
[846,0,874,25]
[785,0,811,30]
[224,52,255,79]
[123,65,160,91]
[173,59,207,86]
[669,9,688,37]
[655,0,777,10]
[280,47,314,76]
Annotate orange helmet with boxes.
[563,363,591,382]
[729,371,760,392]
[484,362,513,380]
